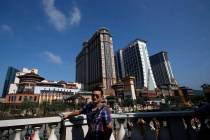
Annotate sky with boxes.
[0,0,210,95]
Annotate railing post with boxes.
[116,119,126,140]
[48,124,57,140]
[14,128,22,140]
[33,126,41,140]
[60,119,66,140]
[126,114,133,140]
[81,115,88,137]
[137,118,146,139]
[6,129,10,140]
[43,124,48,140]
[63,119,74,140]
[109,132,115,140]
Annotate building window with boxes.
[14,96,16,102]
[24,96,27,101]
[19,96,22,101]
[29,96,32,101]
[11,96,14,101]
[34,96,37,101]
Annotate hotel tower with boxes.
[76,28,116,90]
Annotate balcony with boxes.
[0,110,209,140]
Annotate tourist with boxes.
[63,87,112,140]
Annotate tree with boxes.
[189,95,205,105]
[137,98,145,105]
[39,101,51,116]
[124,99,136,107]
[106,96,117,108]
[19,100,38,116]
[50,101,67,113]
[0,103,12,119]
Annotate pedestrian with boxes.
[64,87,112,140]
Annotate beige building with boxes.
[5,93,39,104]
[4,68,81,104]
[76,27,116,91]
[112,76,136,100]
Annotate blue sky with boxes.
[0,0,210,94]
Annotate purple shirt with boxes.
[81,103,112,132]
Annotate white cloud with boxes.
[42,0,81,32]
[69,7,81,26]
[44,51,62,64]
[0,24,13,34]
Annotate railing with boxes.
[0,116,62,140]
[0,110,210,140]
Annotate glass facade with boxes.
[115,39,157,90]
[2,67,19,97]
[150,51,177,87]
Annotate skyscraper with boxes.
[2,66,19,97]
[115,49,125,82]
[150,51,177,88]
[116,39,157,90]
[76,27,116,90]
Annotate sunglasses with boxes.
[91,94,100,98]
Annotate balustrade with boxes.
[0,117,61,140]
[0,111,210,140]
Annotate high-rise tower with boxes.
[2,66,19,97]
[115,49,125,82]
[76,28,116,90]
[150,51,177,89]
[115,39,157,90]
